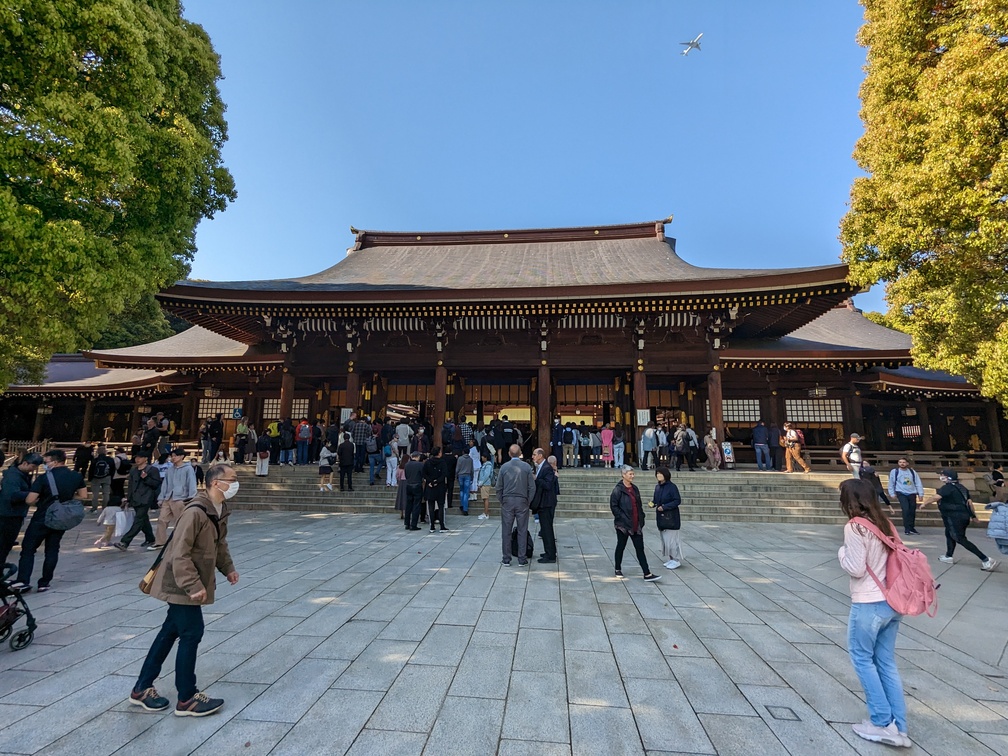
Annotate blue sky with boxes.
[183,0,885,312]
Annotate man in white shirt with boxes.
[842,434,864,479]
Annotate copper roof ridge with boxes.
[353,219,669,249]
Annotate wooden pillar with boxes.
[279,369,295,419]
[537,365,551,451]
[434,364,448,447]
[186,393,199,439]
[32,402,45,442]
[633,368,647,464]
[707,368,724,441]
[373,374,388,420]
[916,401,933,452]
[80,398,96,443]
[345,370,360,415]
[849,394,865,437]
[985,401,1002,453]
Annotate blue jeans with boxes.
[458,475,472,512]
[136,603,205,702]
[754,443,770,470]
[279,448,293,464]
[368,453,383,484]
[848,601,907,732]
[296,439,309,465]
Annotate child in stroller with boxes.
[0,563,36,650]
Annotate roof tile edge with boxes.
[355,220,667,249]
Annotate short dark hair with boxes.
[21,452,43,466]
[44,448,66,464]
[205,463,234,487]
[655,465,672,481]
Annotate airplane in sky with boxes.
[680,32,703,56]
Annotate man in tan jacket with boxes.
[128,464,240,717]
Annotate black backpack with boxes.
[510,526,534,559]
[562,427,574,444]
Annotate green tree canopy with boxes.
[840,0,1008,405]
[0,0,235,387]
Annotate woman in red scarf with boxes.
[609,466,661,581]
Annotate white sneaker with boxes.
[851,721,909,748]
[665,560,681,570]
[477,513,488,520]
[938,555,954,564]
[981,558,998,571]
[326,484,333,491]
[319,486,325,491]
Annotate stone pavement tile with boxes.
[565,650,629,707]
[411,622,473,666]
[501,670,569,743]
[525,576,561,603]
[2,673,107,754]
[453,574,495,598]
[569,703,643,755]
[405,589,450,610]
[562,614,611,652]
[449,638,514,700]
[204,600,288,633]
[899,666,1008,734]
[758,610,833,644]
[609,633,673,680]
[627,591,681,621]
[670,657,755,716]
[794,641,863,692]
[286,600,361,636]
[591,581,633,606]
[624,677,715,754]
[238,658,348,722]
[0,670,51,699]
[559,588,601,617]
[725,585,786,613]
[0,644,63,674]
[698,713,789,756]
[651,620,712,659]
[308,619,386,660]
[332,640,417,692]
[221,634,322,684]
[346,728,427,756]
[367,663,455,733]
[654,582,710,609]
[739,684,862,755]
[704,639,785,687]
[355,589,414,621]
[765,660,867,724]
[520,599,562,630]
[676,606,741,641]
[599,602,649,635]
[268,688,383,756]
[475,609,520,635]
[1,648,146,706]
[190,718,292,756]
[378,605,442,641]
[699,594,763,625]
[497,739,571,756]
[900,646,1008,703]
[673,568,732,598]
[219,614,303,656]
[513,628,565,672]
[424,695,505,755]
[0,702,41,728]
[437,594,486,625]
[729,622,807,663]
[270,590,336,618]
[33,711,158,756]
[975,733,1008,754]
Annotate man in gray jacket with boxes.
[153,448,198,549]
[115,451,161,550]
[496,444,535,566]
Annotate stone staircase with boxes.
[231,464,974,527]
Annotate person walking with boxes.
[11,449,87,593]
[477,452,494,520]
[403,452,424,531]
[783,422,812,474]
[842,434,864,478]
[752,420,771,471]
[837,478,912,748]
[152,448,197,550]
[531,448,559,563]
[888,458,924,536]
[610,466,661,582]
[919,469,997,571]
[0,453,43,568]
[127,464,239,718]
[318,442,336,491]
[651,466,683,569]
[423,447,448,532]
[496,444,535,566]
[114,451,161,551]
[455,448,474,516]
[336,432,355,491]
[88,445,115,513]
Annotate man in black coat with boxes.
[336,432,355,491]
[531,447,559,563]
[114,451,161,551]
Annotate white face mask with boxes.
[220,480,239,499]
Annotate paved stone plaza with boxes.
[0,509,1005,755]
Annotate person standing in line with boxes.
[600,423,615,469]
[531,448,559,563]
[318,442,336,491]
[245,423,258,466]
[639,422,657,470]
[752,420,771,471]
[207,414,224,462]
[0,453,43,568]
[684,425,700,470]
[151,448,197,550]
[395,418,414,458]
[455,446,474,516]
[496,444,535,566]
[385,440,400,487]
[114,451,161,551]
[336,432,355,491]
[234,417,249,465]
[837,478,912,748]
[88,444,115,512]
[842,434,864,479]
[703,429,721,471]
[366,428,383,486]
[609,465,661,582]
[310,419,324,464]
[127,463,239,718]
[561,423,576,469]
[403,452,425,531]
[423,447,448,532]
[577,423,593,468]
[442,448,457,510]
[919,469,998,571]
[254,432,271,477]
[11,449,87,593]
[468,439,481,497]
[768,422,783,471]
[888,458,924,536]
[612,424,626,468]
[651,466,683,569]
[477,452,494,520]
[782,422,812,474]
[549,417,564,469]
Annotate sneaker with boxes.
[665,560,681,570]
[147,544,162,551]
[477,513,488,520]
[614,569,623,578]
[326,484,333,491]
[907,529,920,535]
[938,555,954,564]
[130,687,170,712]
[518,559,528,566]
[113,542,128,552]
[175,691,224,717]
[851,721,908,747]
[981,559,999,572]
[643,573,662,582]
[8,581,28,592]
[36,585,50,593]
[462,510,468,516]
[502,559,511,566]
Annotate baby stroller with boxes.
[0,564,36,650]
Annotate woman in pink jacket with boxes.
[838,478,910,749]
[600,424,614,468]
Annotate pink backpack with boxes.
[851,517,938,617]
